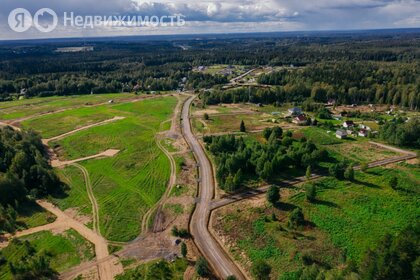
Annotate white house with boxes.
[343,121,355,128]
[336,129,348,139]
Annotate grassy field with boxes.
[22,105,117,138]
[302,127,400,164]
[16,201,56,230]
[54,165,93,217]
[0,93,141,121]
[0,229,95,278]
[215,162,420,278]
[21,96,177,241]
[195,113,278,135]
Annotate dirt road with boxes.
[182,96,245,279]
[51,149,120,168]
[71,163,101,234]
[37,201,122,280]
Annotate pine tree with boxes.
[306,165,312,180]
[266,185,280,205]
[344,164,355,181]
[240,120,246,132]
[305,184,316,202]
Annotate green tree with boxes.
[181,242,187,258]
[261,161,273,180]
[147,261,172,280]
[233,169,243,188]
[263,128,272,140]
[359,223,419,280]
[306,165,312,180]
[171,226,179,237]
[305,184,316,202]
[288,208,305,229]
[266,185,280,205]
[195,257,210,277]
[240,120,246,132]
[344,164,355,181]
[251,260,272,280]
[226,276,237,280]
[224,174,235,192]
[272,127,283,138]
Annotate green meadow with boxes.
[218,163,419,278]
[20,96,177,241]
[0,93,139,120]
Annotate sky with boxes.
[0,0,419,40]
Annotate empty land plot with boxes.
[289,166,420,263]
[21,106,121,138]
[0,93,137,121]
[214,164,420,278]
[35,97,177,241]
[198,113,275,134]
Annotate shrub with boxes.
[251,260,272,280]
[266,185,280,205]
[305,184,316,202]
[288,208,305,229]
[195,257,210,277]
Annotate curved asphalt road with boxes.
[182,96,245,280]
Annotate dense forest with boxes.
[202,60,419,110]
[0,31,419,101]
[0,127,62,234]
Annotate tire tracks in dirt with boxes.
[141,95,183,234]
[71,163,101,235]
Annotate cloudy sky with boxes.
[1,0,419,40]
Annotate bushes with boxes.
[171,226,189,238]
[359,223,420,280]
[195,257,210,277]
[266,185,280,205]
[288,208,305,229]
[5,239,57,279]
[251,260,272,280]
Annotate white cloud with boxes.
[207,3,221,17]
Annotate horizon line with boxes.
[1,27,419,44]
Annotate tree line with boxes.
[1,32,419,101]
[0,127,63,234]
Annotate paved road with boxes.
[182,96,245,280]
